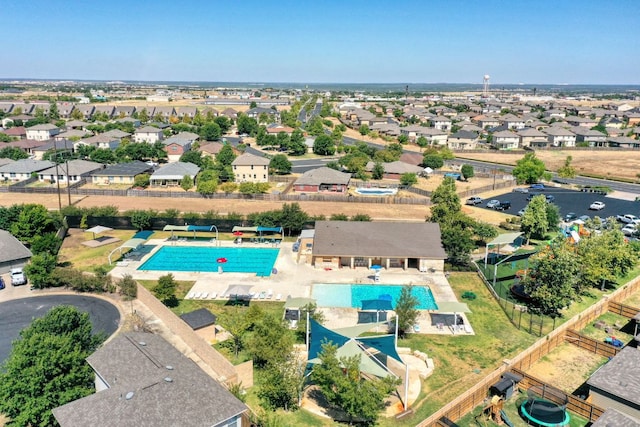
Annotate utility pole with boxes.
[53,139,62,211]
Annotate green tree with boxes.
[48,102,59,120]
[214,116,232,133]
[395,285,419,336]
[313,134,335,155]
[351,213,372,221]
[179,150,205,167]
[461,164,475,181]
[216,144,236,166]
[130,209,154,230]
[422,154,444,169]
[10,204,56,245]
[358,124,370,135]
[239,182,256,194]
[0,306,103,427]
[520,195,549,241]
[133,173,150,188]
[523,242,581,315]
[237,114,259,136]
[577,229,637,291]
[154,273,178,307]
[29,233,60,255]
[258,354,305,411]
[371,162,384,180]
[400,172,418,186]
[280,203,310,236]
[197,179,218,195]
[245,313,294,368]
[397,134,409,144]
[180,175,194,191]
[512,152,548,184]
[557,155,576,178]
[200,122,222,141]
[270,154,292,174]
[118,274,138,299]
[416,136,428,147]
[24,253,57,289]
[0,146,29,160]
[311,342,400,426]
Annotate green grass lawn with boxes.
[579,311,634,343]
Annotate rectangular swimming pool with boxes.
[312,284,438,310]
[138,246,279,277]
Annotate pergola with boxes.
[484,232,523,268]
[108,238,147,265]
[85,225,113,240]
[163,224,219,242]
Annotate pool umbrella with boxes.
[378,294,393,302]
[233,231,243,236]
[370,264,382,270]
[85,225,113,240]
[216,257,228,263]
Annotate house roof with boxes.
[449,130,478,140]
[588,346,640,406]
[0,159,54,173]
[57,129,89,139]
[199,142,224,155]
[516,127,547,137]
[544,127,575,136]
[179,308,217,330]
[92,161,152,177]
[27,123,59,131]
[0,229,32,264]
[3,126,26,136]
[52,332,247,427]
[231,152,270,166]
[135,126,163,134]
[151,162,200,180]
[39,159,104,176]
[312,220,447,259]
[0,158,14,167]
[493,130,519,138]
[294,167,351,186]
[365,161,424,175]
[33,139,75,152]
[103,129,131,139]
[591,408,640,427]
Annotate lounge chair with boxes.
[275,293,282,301]
[209,292,217,299]
[201,292,208,299]
[194,292,202,299]
[259,292,266,300]
[266,289,273,299]
[186,292,195,299]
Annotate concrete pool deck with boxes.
[109,238,473,336]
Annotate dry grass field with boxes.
[457,150,640,182]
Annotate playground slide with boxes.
[500,410,515,427]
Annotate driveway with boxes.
[0,294,121,364]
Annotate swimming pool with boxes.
[312,284,438,310]
[138,246,279,276]
[355,187,398,196]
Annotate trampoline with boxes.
[520,397,570,426]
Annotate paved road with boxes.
[0,295,120,364]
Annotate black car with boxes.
[494,201,511,211]
[0,277,4,290]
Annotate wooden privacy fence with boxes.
[608,301,640,319]
[564,329,621,359]
[511,368,606,422]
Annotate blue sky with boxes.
[3,0,638,84]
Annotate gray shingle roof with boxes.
[135,126,163,134]
[591,408,640,426]
[364,161,424,175]
[92,161,152,177]
[294,167,351,186]
[588,347,640,406]
[179,308,217,330]
[0,159,54,173]
[0,229,32,264]
[312,221,447,259]
[39,159,103,176]
[449,130,479,139]
[232,152,270,166]
[27,123,59,131]
[151,162,200,180]
[52,332,247,427]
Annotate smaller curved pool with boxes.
[355,187,398,196]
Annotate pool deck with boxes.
[109,238,473,336]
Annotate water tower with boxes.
[483,74,490,97]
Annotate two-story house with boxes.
[492,130,520,150]
[163,132,199,162]
[447,130,479,150]
[517,127,548,148]
[134,126,164,144]
[232,153,270,183]
[25,123,60,141]
[544,127,576,147]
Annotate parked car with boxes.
[0,277,4,290]
[564,212,577,222]
[10,268,26,286]
[513,187,529,193]
[494,201,511,211]
[578,215,591,222]
[529,183,545,191]
[589,201,606,211]
[517,208,526,216]
[486,199,500,209]
[622,224,638,237]
[617,214,640,224]
[545,195,555,203]
[465,196,483,206]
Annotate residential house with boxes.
[114,105,136,118]
[153,106,176,121]
[245,107,280,123]
[475,115,501,130]
[137,106,155,118]
[500,114,525,130]
[221,107,238,119]
[93,105,115,118]
[624,112,640,127]
[0,159,55,182]
[11,103,35,115]
[572,127,608,147]
[544,109,566,119]
[364,160,424,179]
[26,123,60,141]
[0,229,32,274]
[428,116,452,131]
[150,161,200,186]
[177,106,197,119]
[56,102,75,118]
[492,130,520,150]
[1,126,26,139]
[75,134,121,151]
[293,167,351,193]
[32,139,74,160]
[55,129,90,141]
[91,161,153,185]
[102,129,131,140]
[163,132,199,162]
[115,117,141,128]
[544,127,576,147]
[608,136,640,148]
[76,104,95,119]
[66,120,91,130]
[1,139,47,156]
[199,142,224,159]
[400,125,428,140]
[134,126,164,144]
[231,153,270,183]
[591,408,640,427]
[0,103,14,114]
[266,124,295,135]
[447,130,479,150]
[52,332,249,427]
[517,127,548,148]
[587,347,640,421]
[38,159,103,184]
[416,128,448,146]
[310,221,447,271]
[565,115,598,128]
[371,123,401,137]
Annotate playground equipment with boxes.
[476,396,512,426]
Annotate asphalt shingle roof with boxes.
[588,347,640,406]
[294,167,351,186]
[0,229,32,264]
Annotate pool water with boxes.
[138,246,279,277]
[355,188,398,196]
[312,284,438,310]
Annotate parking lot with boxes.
[475,188,640,221]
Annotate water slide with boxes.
[500,410,514,427]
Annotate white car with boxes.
[622,224,638,236]
[486,200,500,209]
[589,201,606,210]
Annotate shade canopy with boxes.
[224,284,253,296]
[487,232,523,247]
[284,297,316,309]
[361,299,394,311]
[85,225,113,236]
[435,301,471,313]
